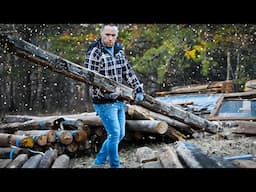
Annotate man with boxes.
[84,24,144,168]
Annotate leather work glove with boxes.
[134,92,144,103]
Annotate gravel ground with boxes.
[69,127,256,168]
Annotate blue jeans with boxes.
[93,101,126,168]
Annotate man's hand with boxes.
[134,92,144,103]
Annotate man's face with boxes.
[101,25,118,48]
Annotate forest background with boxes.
[0,24,255,116]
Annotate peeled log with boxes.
[51,154,70,168]
[38,149,58,168]
[22,154,43,168]
[7,153,28,168]
[126,120,168,134]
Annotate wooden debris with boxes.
[175,141,221,168]
[159,146,183,168]
[135,146,158,163]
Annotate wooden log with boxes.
[15,130,56,145]
[0,159,12,168]
[7,153,28,168]
[57,118,84,130]
[126,120,168,134]
[71,129,88,142]
[127,104,194,135]
[175,141,221,168]
[38,149,58,168]
[51,154,70,168]
[0,133,11,147]
[10,134,34,148]
[159,146,183,168]
[0,34,221,133]
[56,130,73,145]
[0,120,53,134]
[22,154,43,168]
[0,147,29,159]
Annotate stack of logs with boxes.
[0,104,211,168]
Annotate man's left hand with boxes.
[134,92,144,103]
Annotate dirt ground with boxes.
[69,127,256,168]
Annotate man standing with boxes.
[84,24,144,168]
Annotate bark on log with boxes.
[0,120,53,133]
[7,153,28,168]
[0,147,29,159]
[38,149,58,168]
[0,133,11,147]
[51,154,70,168]
[126,120,168,134]
[22,154,43,168]
[175,141,221,168]
[0,35,221,133]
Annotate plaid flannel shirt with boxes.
[84,38,143,102]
